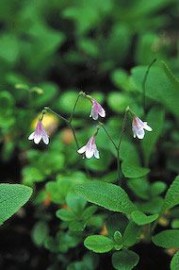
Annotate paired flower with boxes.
[77,136,99,159]
[28,121,49,145]
[132,117,152,139]
[90,99,105,120]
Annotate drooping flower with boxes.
[77,136,99,159]
[28,120,49,145]
[90,99,106,120]
[132,117,152,139]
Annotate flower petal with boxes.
[28,132,35,140]
[98,106,106,118]
[34,134,42,144]
[144,123,152,131]
[136,128,145,139]
[94,149,100,159]
[77,146,86,154]
[42,134,49,145]
[85,149,94,159]
[90,108,98,120]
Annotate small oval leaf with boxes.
[84,235,114,253]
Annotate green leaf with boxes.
[131,63,179,116]
[66,192,86,214]
[122,161,150,178]
[55,90,90,114]
[78,38,99,57]
[112,250,139,270]
[137,197,163,214]
[150,182,167,197]
[56,209,75,221]
[152,230,179,248]
[123,221,141,247]
[0,91,14,115]
[69,220,86,232]
[127,178,150,200]
[82,206,97,220]
[170,251,179,270]
[113,231,123,250]
[0,184,32,224]
[34,82,58,107]
[114,231,123,244]
[119,140,140,165]
[84,235,114,253]
[131,210,158,225]
[107,92,132,113]
[162,176,179,212]
[0,34,19,65]
[171,219,179,229]
[85,150,112,172]
[110,69,129,91]
[141,107,164,164]
[32,221,49,246]
[74,181,136,215]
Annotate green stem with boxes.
[69,92,82,123]
[44,107,80,150]
[99,122,122,184]
[44,107,68,123]
[117,109,129,186]
[116,149,122,185]
[142,58,157,116]
[118,108,128,150]
[68,123,80,149]
[99,122,118,151]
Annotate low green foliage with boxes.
[170,251,179,270]
[0,0,178,269]
[112,250,139,270]
[0,184,32,224]
[74,181,136,215]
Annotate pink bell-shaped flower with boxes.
[28,121,49,145]
[77,136,99,159]
[90,99,106,120]
[132,117,152,139]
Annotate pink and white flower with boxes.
[132,117,152,139]
[90,99,106,120]
[28,121,49,145]
[77,136,99,159]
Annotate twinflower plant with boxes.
[27,60,179,270]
